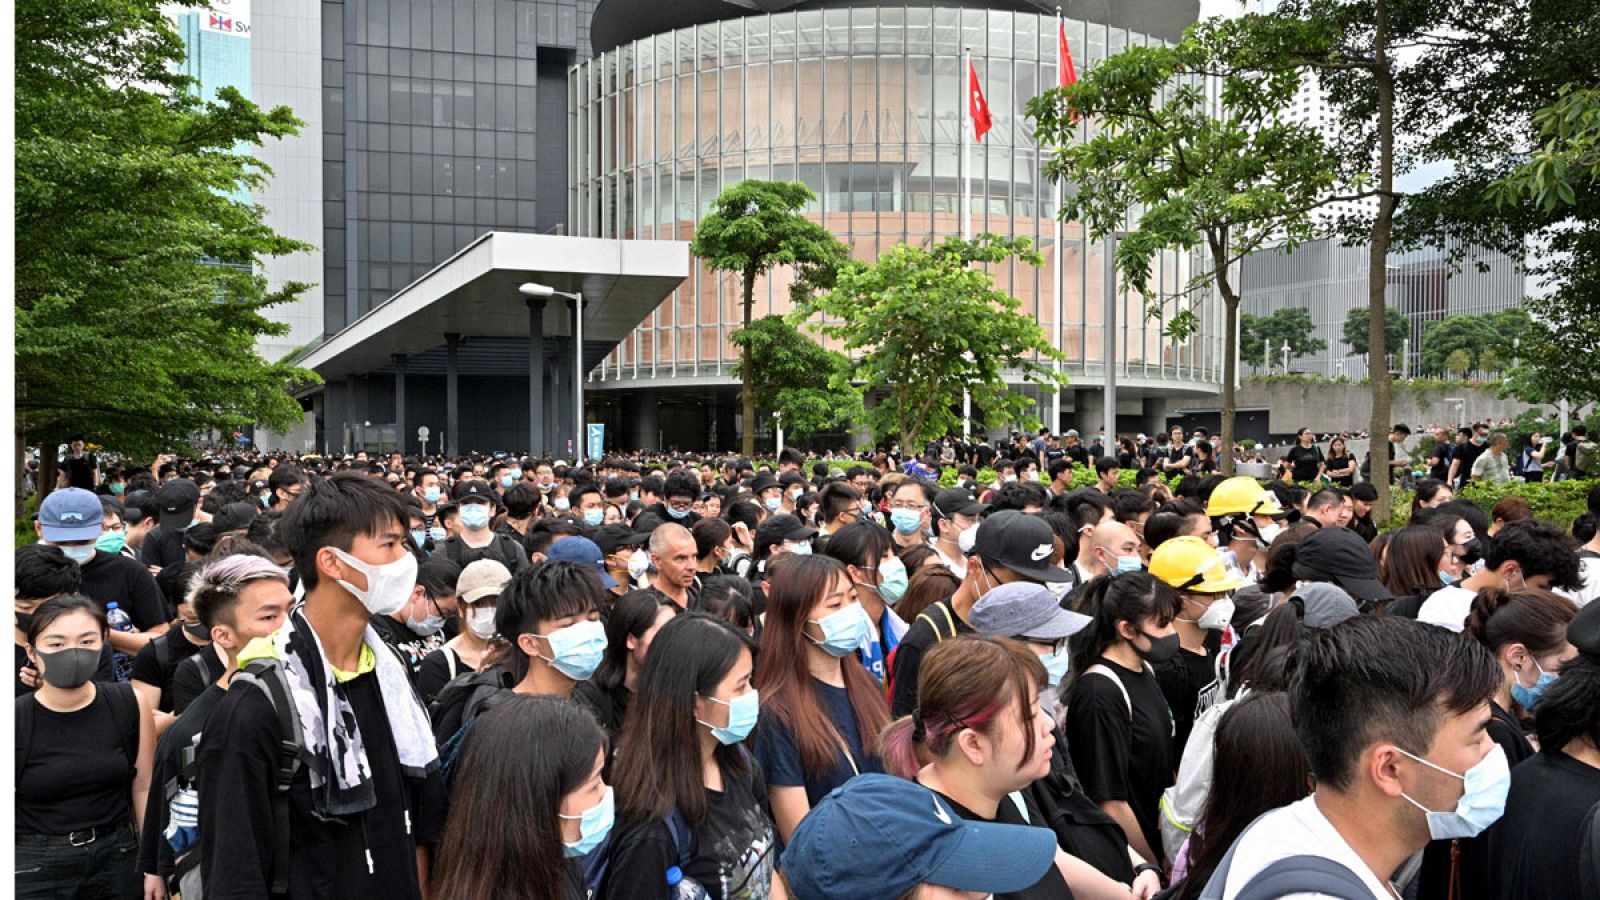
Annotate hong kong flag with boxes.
[969,60,992,141]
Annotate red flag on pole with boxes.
[969,60,992,141]
[1058,19,1078,89]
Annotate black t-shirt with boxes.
[1065,658,1174,861]
[369,614,448,678]
[63,453,99,489]
[171,647,228,714]
[1153,636,1220,759]
[1488,750,1600,900]
[889,600,971,718]
[1283,444,1324,483]
[14,641,115,696]
[1325,452,1356,486]
[79,549,169,630]
[139,525,188,572]
[1453,441,1486,484]
[1427,444,1453,481]
[573,678,631,745]
[16,685,137,834]
[196,666,447,900]
[130,630,208,712]
[599,761,778,900]
[1417,701,1534,900]
[140,683,226,878]
[415,644,466,705]
[927,786,1074,900]
[1065,444,1089,468]
[752,678,883,807]
[975,444,998,467]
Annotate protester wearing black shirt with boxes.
[140,479,202,571]
[62,439,100,490]
[1282,430,1325,484]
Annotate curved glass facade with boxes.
[571,5,1225,406]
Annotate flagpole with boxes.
[962,46,973,242]
[1052,10,1065,436]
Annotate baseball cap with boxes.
[1568,596,1600,659]
[1293,527,1393,606]
[755,514,817,550]
[154,478,201,529]
[454,480,498,505]
[933,486,986,519]
[971,510,1072,582]
[212,501,260,533]
[593,524,651,556]
[1289,582,1361,629]
[749,474,780,495]
[547,536,618,588]
[970,582,1091,641]
[456,559,513,603]
[782,774,1058,900]
[39,488,105,542]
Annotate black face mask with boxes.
[16,610,35,633]
[1134,630,1181,664]
[183,620,210,642]
[36,647,99,690]
[1459,538,1485,566]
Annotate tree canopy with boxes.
[798,236,1065,451]
[1420,310,1531,376]
[1342,306,1410,359]
[690,180,850,456]
[16,0,317,466]
[1242,308,1326,368]
[729,316,862,442]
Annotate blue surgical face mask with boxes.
[428,526,447,543]
[877,556,909,603]
[1113,555,1144,575]
[699,689,760,745]
[889,508,923,535]
[784,540,812,557]
[808,602,870,657]
[1041,645,1071,687]
[410,529,428,548]
[423,486,441,504]
[1511,658,1558,709]
[407,611,446,637]
[460,503,492,530]
[500,475,515,488]
[555,497,572,511]
[560,786,615,858]
[667,506,690,520]
[531,619,607,681]
[763,496,782,512]
[509,468,522,481]
[58,544,96,566]
[1396,744,1510,840]
[1439,569,1460,586]
[582,508,605,527]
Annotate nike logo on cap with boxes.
[1031,544,1052,561]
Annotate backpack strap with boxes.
[1234,855,1374,900]
[444,647,459,683]
[16,695,36,781]
[154,632,172,672]
[103,681,141,773]
[916,603,958,642]
[1085,663,1132,718]
[233,660,306,897]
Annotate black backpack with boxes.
[16,681,139,781]
[428,665,516,780]
[440,534,524,572]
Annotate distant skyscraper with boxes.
[172,2,253,203]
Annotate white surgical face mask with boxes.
[330,548,418,616]
[957,523,980,555]
[466,605,497,640]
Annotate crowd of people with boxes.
[15,429,1600,900]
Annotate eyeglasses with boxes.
[666,498,695,511]
[889,502,928,512]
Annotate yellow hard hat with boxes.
[1205,476,1283,519]
[1149,536,1246,593]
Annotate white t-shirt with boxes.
[1416,585,1477,632]
[1558,555,1600,609]
[1222,796,1395,900]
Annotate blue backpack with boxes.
[580,809,693,898]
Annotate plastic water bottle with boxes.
[106,602,136,682]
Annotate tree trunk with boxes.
[1211,230,1238,477]
[1367,0,1397,525]
[38,439,59,506]
[740,268,758,459]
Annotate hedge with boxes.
[1385,478,1596,532]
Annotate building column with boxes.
[626,393,659,450]
[445,333,461,457]
[344,378,358,453]
[393,354,407,455]
[527,297,546,457]
[552,345,571,459]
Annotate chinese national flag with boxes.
[969,60,992,141]
[1059,19,1080,122]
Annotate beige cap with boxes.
[457,559,512,603]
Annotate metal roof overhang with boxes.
[295,232,690,389]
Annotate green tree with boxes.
[690,180,852,457]
[1445,349,1473,377]
[1420,314,1498,375]
[1030,16,1347,475]
[729,316,862,441]
[16,0,316,495]
[1243,308,1326,368]
[1342,307,1410,359]
[1478,347,1503,375]
[799,236,1065,451]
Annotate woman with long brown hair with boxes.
[753,554,891,843]
[1380,525,1450,616]
[434,695,609,900]
[600,613,777,900]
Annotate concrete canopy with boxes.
[296,232,690,383]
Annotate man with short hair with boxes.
[886,480,936,552]
[1348,482,1380,543]
[197,473,446,899]
[60,436,100,489]
[1209,616,1504,900]
[816,482,864,538]
[1094,456,1121,493]
[1448,424,1490,488]
[413,467,443,530]
[1046,459,1074,497]
[647,523,700,610]
[267,465,309,510]
[639,470,702,527]
[930,487,985,575]
[1306,487,1349,529]
[1417,519,1582,631]
[435,481,528,573]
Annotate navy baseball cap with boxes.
[782,774,1057,900]
[547,536,618,588]
[39,488,105,542]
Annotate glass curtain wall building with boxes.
[572,1,1222,449]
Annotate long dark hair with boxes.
[754,555,890,776]
[592,591,674,693]
[24,593,107,645]
[1382,525,1447,599]
[613,613,757,826]
[1175,693,1310,900]
[434,695,605,900]
[1067,572,1180,684]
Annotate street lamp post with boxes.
[519,282,586,464]
[1280,340,1290,375]
[773,410,785,458]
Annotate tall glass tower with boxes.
[173,2,254,204]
